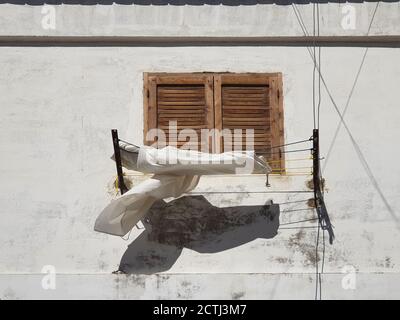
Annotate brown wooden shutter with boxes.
[144,73,214,151]
[214,73,284,171]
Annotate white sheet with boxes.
[95,144,270,236]
[137,145,268,175]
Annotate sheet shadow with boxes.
[118,195,280,274]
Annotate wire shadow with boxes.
[118,195,280,274]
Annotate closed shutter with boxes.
[144,73,214,151]
[214,73,284,171]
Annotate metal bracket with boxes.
[312,129,335,244]
[111,129,128,195]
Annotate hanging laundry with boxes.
[95,143,270,236]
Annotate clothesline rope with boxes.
[265,148,313,155]
[280,218,319,226]
[269,137,312,149]
[268,157,313,163]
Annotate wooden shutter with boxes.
[214,73,284,171]
[144,73,214,151]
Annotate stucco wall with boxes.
[0,2,399,37]
[0,2,400,299]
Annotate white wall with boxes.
[1,3,400,299]
[0,2,399,37]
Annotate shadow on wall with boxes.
[118,195,280,274]
[0,0,393,5]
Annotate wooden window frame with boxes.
[143,72,284,171]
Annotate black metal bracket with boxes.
[111,129,128,195]
[312,129,335,244]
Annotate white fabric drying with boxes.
[94,174,200,236]
[136,145,268,175]
[95,144,271,236]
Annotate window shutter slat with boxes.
[214,73,284,171]
[144,72,284,171]
[144,74,214,151]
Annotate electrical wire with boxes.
[315,2,323,301]
[312,3,317,130]
[315,220,321,300]
[293,3,325,300]
[320,225,326,300]
[322,2,381,173]
[317,3,322,130]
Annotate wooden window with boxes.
[144,72,284,171]
[144,73,214,151]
